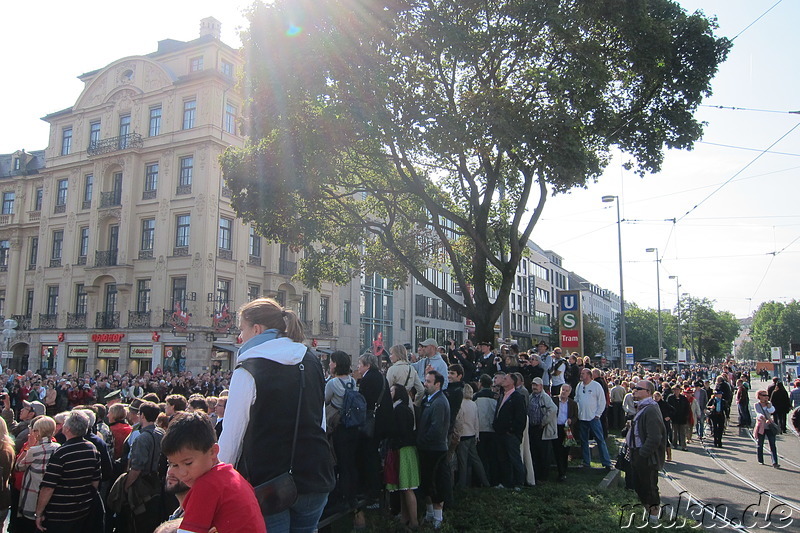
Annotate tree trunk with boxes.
[471,313,497,346]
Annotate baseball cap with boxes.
[30,401,45,417]
[418,338,438,347]
[129,398,143,412]
[531,377,544,386]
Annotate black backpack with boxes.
[341,379,367,429]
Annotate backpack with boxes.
[341,379,367,429]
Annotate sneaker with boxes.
[433,519,443,530]
[493,484,505,489]
[773,463,781,469]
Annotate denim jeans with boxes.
[264,492,329,533]
[579,418,612,467]
[757,431,778,465]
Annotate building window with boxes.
[79,227,89,258]
[118,115,131,148]
[83,174,93,206]
[221,60,233,77]
[52,230,64,261]
[13,159,20,171]
[137,279,151,312]
[0,241,9,269]
[248,284,260,301]
[172,277,187,307]
[218,217,232,250]
[360,273,393,353]
[249,227,261,257]
[400,308,406,331]
[75,284,88,315]
[216,278,231,306]
[299,292,309,321]
[144,163,159,193]
[176,214,191,247]
[56,179,68,207]
[224,103,236,134]
[29,237,38,268]
[320,296,329,324]
[61,127,72,155]
[182,100,196,130]
[179,156,193,186]
[34,188,43,211]
[190,56,204,72]
[0,291,4,318]
[1,192,14,215]
[344,299,351,325]
[149,106,162,137]
[141,219,155,251]
[26,290,34,316]
[47,286,59,315]
[89,121,101,147]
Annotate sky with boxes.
[1,1,797,320]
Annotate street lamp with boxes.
[602,195,626,367]
[645,248,663,371]
[669,275,681,366]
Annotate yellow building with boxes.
[1,18,338,375]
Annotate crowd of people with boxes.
[0,299,798,532]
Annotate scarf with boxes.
[630,397,657,449]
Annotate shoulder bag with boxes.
[360,375,385,439]
[252,363,304,516]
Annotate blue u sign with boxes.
[560,293,578,311]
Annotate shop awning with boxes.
[212,343,238,353]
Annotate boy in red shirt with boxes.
[161,411,266,533]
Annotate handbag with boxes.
[764,420,779,436]
[360,376,386,439]
[615,443,631,471]
[562,423,578,448]
[252,363,305,516]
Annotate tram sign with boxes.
[771,347,782,363]
[558,290,583,353]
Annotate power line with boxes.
[698,141,800,157]
[700,104,800,115]
[677,121,800,222]
[730,0,784,42]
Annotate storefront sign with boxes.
[68,346,88,358]
[98,345,121,358]
[92,333,125,343]
[130,345,153,359]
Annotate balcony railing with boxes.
[28,211,41,222]
[0,214,11,225]
[279,259,297,276]
[221,186,232,198]
[100,191,122,208]
[87,132,143,157]
[138,250,153,260]
[49,258,62,268]
[248,255,261,266]
[82,200,92,210]
[53,204,66,214]
[218,249,233,260]
[38,313,58,329]
[77,256,87,266]
[319,322,334,337]
[302,319,313,334]
[173,246,189,257]
[11,314,31,330]
[176,184,192,195]
[128,310,152,328]
[95,250,118,267]
[96,311,120,329]
[142,190,157,200]
[66,313,87,329]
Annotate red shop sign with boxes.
[91,333,125,343]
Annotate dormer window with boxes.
[13,158,20,171]
[190,56,204,72]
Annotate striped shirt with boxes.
[40,437,101,522]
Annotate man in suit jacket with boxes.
[492,372,527,489]
[629,380,667,525]
[356,353,392,504]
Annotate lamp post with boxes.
[645,248,663,371]
[602,195,626,367]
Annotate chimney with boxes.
[200,17,222,40]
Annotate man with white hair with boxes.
[627,379,667,524]
[35,410,101,531]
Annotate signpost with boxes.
[625,346,634,367]
[558,290,583,356]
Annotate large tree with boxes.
[751,300,800,357]
[582,313,606,357]
[680,296,739,364]
[221,0,729,341]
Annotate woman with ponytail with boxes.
[218,298,335,532]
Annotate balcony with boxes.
[38,313,58,329]
[176,184,192,195]
[0,265,6,273]
[28,211,41,222]
[77,256,87,266]
[279,259,297,276]
[95,250,118,267]
[302,319,313,334]
[138,250,153,260]
[172,246,189,257]
[319,321,334,337]
[218,249,233,260]
[221,186,232,198]
[0,214,11,225]
[49,258,62,268]
[53,204,66,214]
[128,310,152,328]
[100,191,122,208]
[66,313,87,329]
[82,200,92,210]
[248,255,262,266]
[87,132,143,157]
[142,190,157,200]
[96,311,120,329]
[11,314,31,330]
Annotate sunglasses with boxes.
[632,386,649,391]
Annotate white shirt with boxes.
[575,380,606,421]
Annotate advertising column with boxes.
[558,290,583,357]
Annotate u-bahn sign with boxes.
[558,290,583,354]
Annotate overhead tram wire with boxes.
[698,141,800,157]
[700,104,800,115]
[729,0,785,42]
[676,121,800,223]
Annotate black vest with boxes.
[238,351,335,494]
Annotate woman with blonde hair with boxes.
[0,417,15,524]
[218,298,334,531]
[16,416,60,529]
[386,344,424,400]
